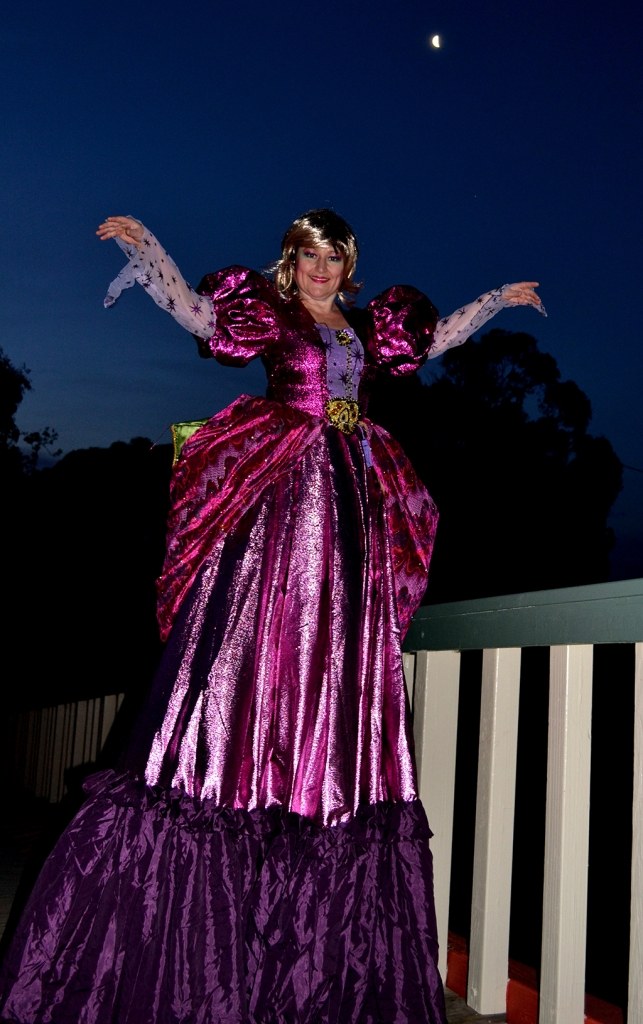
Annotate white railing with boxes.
[7,693,125,803]
[404,578,643,1024]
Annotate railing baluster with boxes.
[468,647,521,1014]
[629,642,643,1022]
[540,644,593,1024]
[411,648,461,981]
[73,699,88,769]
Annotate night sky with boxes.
[3,0,642,578]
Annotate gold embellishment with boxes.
[325,398,360,434]
[335,329,352,347]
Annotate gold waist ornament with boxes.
[325,398,360,434]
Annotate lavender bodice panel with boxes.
[315,323,363,401]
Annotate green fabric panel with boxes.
[170,419,209,465]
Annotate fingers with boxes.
[505,283,540,302]
[505,281,540,295]
[503,282,547,316]
[96,216,142,244]
[97,217,125,241]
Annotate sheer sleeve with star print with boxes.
[362,282,541,374]
[428,286,513,359]
[103,223,215,339]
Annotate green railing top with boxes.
[404,577,643,651]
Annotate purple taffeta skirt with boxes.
[0,400,446,1023]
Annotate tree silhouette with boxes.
[1,349,63,677]
[369,329,623,601]
[0,347,61,477]
[5,438,172,711]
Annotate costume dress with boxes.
[0,226,520,1024]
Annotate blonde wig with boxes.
[272,208,361,304]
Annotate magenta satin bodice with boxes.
[194,265,439,415]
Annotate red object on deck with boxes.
[446,933,623,1024]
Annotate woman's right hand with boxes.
[96,216,144,247]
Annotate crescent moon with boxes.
[430,34,441,49]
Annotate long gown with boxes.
[0,228,521,1024]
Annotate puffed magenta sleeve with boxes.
[194,266,280,365]
[364,285,440,375]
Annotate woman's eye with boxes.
[328,255,342,263]
[302,251,316,260]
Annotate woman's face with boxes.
[294,243,345,303]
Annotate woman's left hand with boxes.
[503,281,547,316]
[96,216,144,247]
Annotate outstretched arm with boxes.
[97,216,215,340]
[429,281,546,360]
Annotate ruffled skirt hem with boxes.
[0,770,446,1024]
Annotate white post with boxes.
[467,647,521,1015]
[628,642,643,1021]
[539,644,593,1024]
[412,648,461,981]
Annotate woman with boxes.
[0,210,544,1024]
